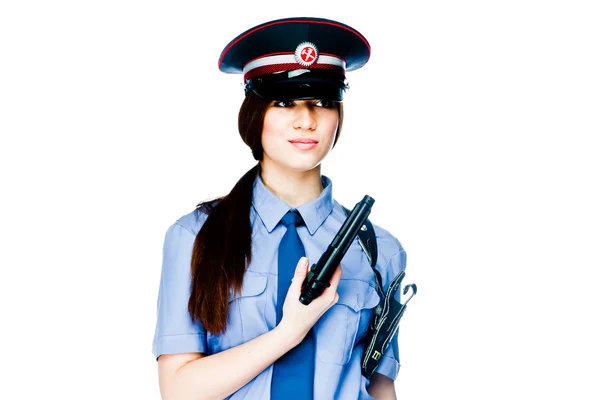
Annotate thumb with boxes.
[291,257,309,290]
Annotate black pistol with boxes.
[299,195,375,305]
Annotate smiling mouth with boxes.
[289,140,318,150]
[289,139,318,144]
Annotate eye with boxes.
[314,99,334,108]
[273,100,294,108]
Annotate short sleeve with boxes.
[373,248,407,380]
[373,329,400,380]
[152,222,208,360]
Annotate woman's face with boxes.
[261,99,339,172]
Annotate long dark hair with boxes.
[188,93,344,335]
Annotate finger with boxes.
[328,265,343,288]
[291,257,309,288]
[320,265,343,299]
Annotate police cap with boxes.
[218,17,370,101]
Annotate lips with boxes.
[289,138,318,151]
[289,139,318,144]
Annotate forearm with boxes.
[161,325,300,400]
[367,373,397,400]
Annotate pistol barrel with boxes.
[299,195,375,305]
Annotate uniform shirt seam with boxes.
[174,221,195,236]
[382,249,406,273]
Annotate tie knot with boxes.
[280,210,304,228]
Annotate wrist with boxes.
[274,322,305,350]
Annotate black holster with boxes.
[341,206,417,378]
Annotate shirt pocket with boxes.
[315,278,380,365]
[207,271,268,354]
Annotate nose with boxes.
[292,103,316,131]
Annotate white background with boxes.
[1,0,599,399]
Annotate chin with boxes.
[262,145,330,173]
[276,157,323,172]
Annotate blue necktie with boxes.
[271,209,314,399]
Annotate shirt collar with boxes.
[252,173,334,235]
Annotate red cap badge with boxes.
[295,42,319,67]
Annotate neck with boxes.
[259,161,324,208]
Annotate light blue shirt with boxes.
[152,174,407,399]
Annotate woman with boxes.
[152,17,406,400]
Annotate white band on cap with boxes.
[243,54,346,79]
